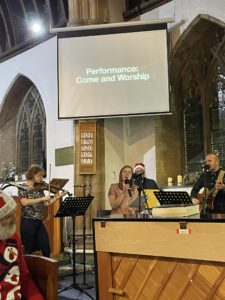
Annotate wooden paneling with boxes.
[95,221,225,262]
[95,220,225,299]
[78,121,97,175]
[24,254,59,300]
[97,252,113,300]
[75,120,105,230]
[97,253,225,300]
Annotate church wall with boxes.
[142,0,225,48]
[0,117,17,168]
[104,116,156,209]
[0,37,74,192]
[133,0,225,192]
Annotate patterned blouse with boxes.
[18,185,45,220]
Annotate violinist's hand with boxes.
[54,190,68,201]
[215,182,225,190]
[41,196,51,203]
[58,190,68,199]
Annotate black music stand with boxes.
[55,196,94,299]
[154,191,192,206]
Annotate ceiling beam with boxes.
[123,0,173,20]
[0,0,68,60]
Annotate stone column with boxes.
[68,0,82,26]
[67,0,108,26]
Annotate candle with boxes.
[168,177,173,187]
[14,175,18,182]
[177,175,183,186]
[22,174,26,181]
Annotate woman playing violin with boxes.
[18,164,66,257]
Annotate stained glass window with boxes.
[17,85,46,174]
[181,27,225,180]
[210,66,225,168]
[183,75,204,175]
[32,113,43,165]
[18,119,29,173]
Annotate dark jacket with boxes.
[191,169,225,213]
[135,177,159,190]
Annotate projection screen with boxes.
[58,23,170,119]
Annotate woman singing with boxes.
[108,165,138,215]
[18,164,65,257]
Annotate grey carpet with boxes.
[58,273,96,300]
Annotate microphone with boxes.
[201,159,210,171]
[132,173,144,180]
[132,173,144,187]
[124,178,132,197]
[203,164,210,171]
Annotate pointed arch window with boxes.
[183,73,204,174]
[210,66,225,167]
[17,85,46,174]
[180,27,225,179]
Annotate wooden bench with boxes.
[24,255,59,300]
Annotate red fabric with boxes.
[0,197,6,209]
[134,163,145,168]
[0,233,44,300]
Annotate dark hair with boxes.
[118,165,133,190]
[26,164,45,180]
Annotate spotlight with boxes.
[29,20,44,35]
[32,23,42,33]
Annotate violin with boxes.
[6,181,71,196]
[33,181,72,196]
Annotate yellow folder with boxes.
[144,189,159,208]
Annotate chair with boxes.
[24,255,59,300]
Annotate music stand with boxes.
[55,196,94,299]
[154,191,192,206]
[74,185,93,290]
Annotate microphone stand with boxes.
[137,178,150,216]
[80,185,93,290]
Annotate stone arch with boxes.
[155,14,225,184]
[170,14,225,89]
[0,74,46,178]
[169,14,225,176]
